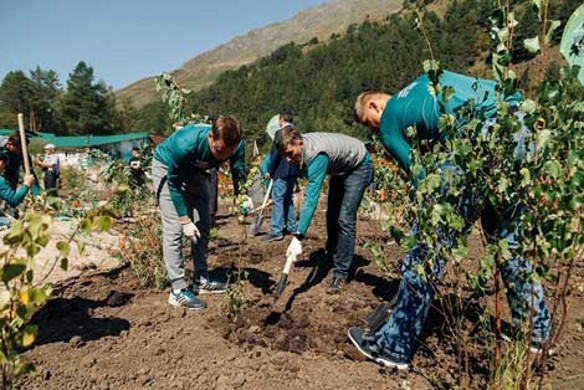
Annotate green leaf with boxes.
[442,86,455,102]
[95,216,113,232]
[498,177,510,194]
[75,237,86,256]
[56,241,71,257]
[0,290,11,307]
[532,0,543,19]
[519,99,537,114]
[453,243,468,262]
[20,324,37,348]
[520,168,531,187]
[543,160,561,179]
[523,37,540,54]
[498,239,512,260]
[431,204,444,226]
[1,263,26,283]
[545,20,561,45]
[60,258,68,271]
[537,129,552,150]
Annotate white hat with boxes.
[44,143,56,150]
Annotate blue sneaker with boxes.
[194,276,228,294]
[348,327,409,370]
[168,288,206,310]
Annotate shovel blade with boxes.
[273,273,288,299]
[249,215,264,236]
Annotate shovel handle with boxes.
[257,179,273,217]
[17,113,31,175]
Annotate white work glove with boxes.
[182,221,201,242]
[286,237,303,259]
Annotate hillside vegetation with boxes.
[140,0,578,149]
[116,0,403,108]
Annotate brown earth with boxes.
[15,200,584,389]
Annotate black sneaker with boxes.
[262,233,284,242]
[168,288,207,310]
[348,327,409,370]
[328,277,347,294]
[194,276,228,294]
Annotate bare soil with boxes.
[15,200,584,390]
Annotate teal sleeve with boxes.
[229,141,246,196]
[259,154,271,189]
[0,178,28,207]
[297,154,329,235]
[379,128,413,173]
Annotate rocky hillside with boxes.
[116,0,402,107]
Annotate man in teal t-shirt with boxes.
[152,116,245,310]
[276,127,372,294]
[349,70,550,370]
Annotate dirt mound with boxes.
[14,205,584,389]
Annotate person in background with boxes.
[2,133,41,195]
[264,112,300,241]
[36,143,60,196]
[128,146,145,190]
[152,116,245,310]
[0,152,35,226]
[277,127,373,294]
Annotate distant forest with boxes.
[136,0,580,152]
[0,0,580,145]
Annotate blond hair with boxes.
[354,91,387,120]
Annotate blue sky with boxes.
[0,0,329,90]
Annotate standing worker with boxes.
[350,70,551,369]
[263,112,299,241]
[152,116,245,310]
[0,152,35,226]
[128,146,145,190]
[36,143,60,196]
[276,127,373,294]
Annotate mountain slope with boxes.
[116,0,402,107]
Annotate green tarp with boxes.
[0,129,150,149]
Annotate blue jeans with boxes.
[373,164,550,362]
[326,160,373,279]
[269,177,297,235]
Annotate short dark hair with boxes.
[279,111,294,124]
[7,133,23,150]
[276,127,302,152]
[211,115,243,148]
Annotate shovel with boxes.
[264,253,297,325]
[273,253,296,300]
[249,179,273,236]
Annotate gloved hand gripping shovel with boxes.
[249,179,273,236]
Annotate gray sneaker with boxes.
[194,276,228,294]
[168,288,206,310]
[262,233,284,242]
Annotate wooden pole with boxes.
[17,113,31,175]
